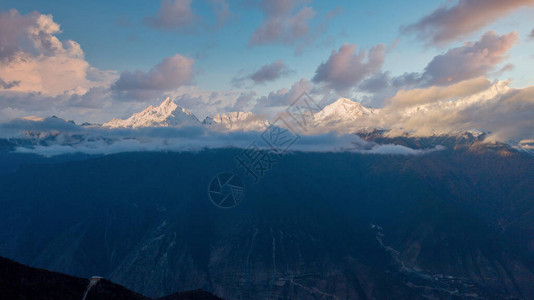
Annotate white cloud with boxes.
[0,9,116,96]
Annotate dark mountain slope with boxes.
[0,256,147,299]
[0,256,223,299]
[0,148,533,298]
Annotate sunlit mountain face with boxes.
[1,1,534,299]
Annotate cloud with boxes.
[530,28,534,39]
[0,77,19,89]
[354,143,445,156]
[372,80,534,143]
[300,76,534,145]
[254,78,312,111]
[209,0,232,28]
[144,0,232,31]
[229,91,257,111]
[403,0,534,45]
[421,31,518,85]
[249,0,316,46]
[0,86,134,124]
[359,72,391,93]
[164,86,251,119]
[232,59,292,86]
[357,31,518,107]
[1,117,440,157]
[249,59,292,84]
[387,77,492,107]
[312,43,386,92]
[111,54,195,101]
[144,0,196,30]
[0,9,115,96]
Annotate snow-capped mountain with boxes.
[101,97,373,132]
[297,97,377,134]
[203,112,268,132]
[10,80,532,152]
[313,98,375,127]
[102,97,200,129]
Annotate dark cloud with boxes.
[144,0,232,31]
[359,72,391,93]
[0,77,20,89]
[250,59,292,84]
[254,78,311,111]
[230,91,257,111]
[0,9,33,62]
[111,54,195,101]
[1,115,80,133]
[492,63,515,77]
[173,93,204,109]
[144,0,196,30]
[249,0,315,46]
[0,86,118,124]
[313,43,386,92]
[233,59,292,87]
[403,0,534,45]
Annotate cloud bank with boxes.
[2,117,441,157]
[404,0,534,45]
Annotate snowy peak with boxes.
[103,97,200,129]
[313,98,374,126]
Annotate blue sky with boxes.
[0,0,533,122]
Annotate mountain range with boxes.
[1,80,532,157]
[95,80,510,137]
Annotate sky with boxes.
[0,0,534,124]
